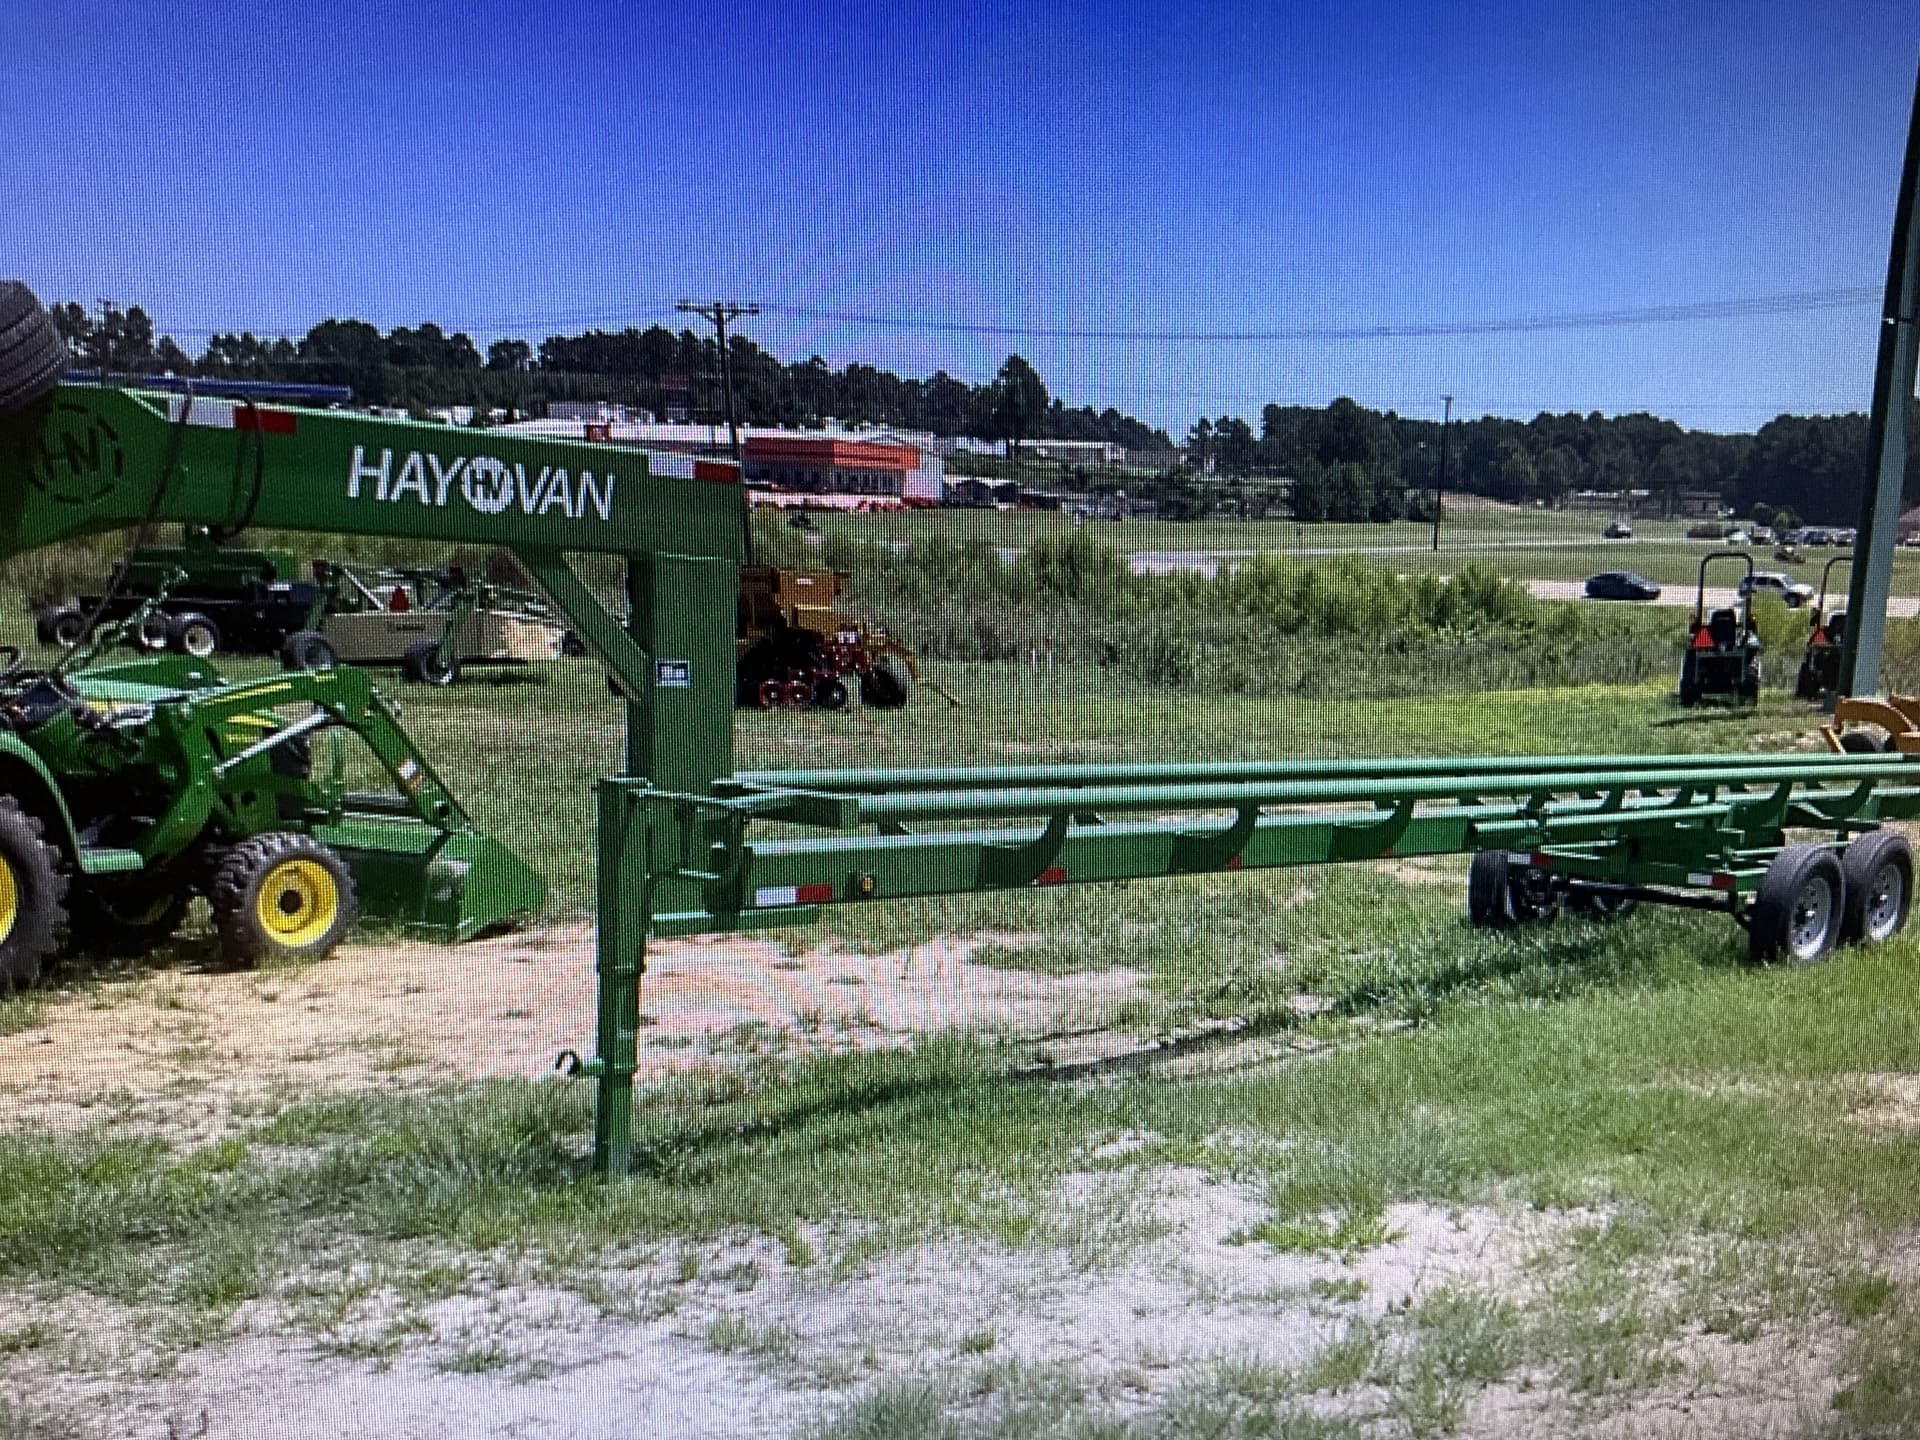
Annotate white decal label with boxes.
[754,886,798,909]
[655,659,691,688]
[347,446,615,523]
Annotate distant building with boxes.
[744,436,927,498]
[1023,439,1126,465]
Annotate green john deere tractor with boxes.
[0,611,545,986]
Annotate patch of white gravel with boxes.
[75,1167,1540,1440]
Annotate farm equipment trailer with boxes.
[5,116,1920,1176]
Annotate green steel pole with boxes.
[1839,57,1920,699]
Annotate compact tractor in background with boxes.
[1679,551,1763,707]
[1796,556,1854,703]
[734,564,948,710]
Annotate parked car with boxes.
[1585,571,1662,601]
[1603,520,1633,539]
[1737,572,1816,607]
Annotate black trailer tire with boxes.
[402,640,459,686]
[1841,830,1913,946]
[1468,851,1518,927]
[41,607,86,649]
[170,612,221,659]
[0,796,69,989]
[209,832,356,967]
[281,630,336,671]
[135,609,172,652]
[1839,730,1889,755]
[0,282,68,416]
[860,654,911,709]
[1749,845,1846,964]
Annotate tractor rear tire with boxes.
[210,832,356,967]
[1678,654,1701,708]
[170,612,221,659]
[860,654,911,709]
[281,630,336,671]
[1841,830,1913,947]
[1748,845,1845,964]
[0,796,69,989]
[402,640,459,686]
[1795,659,1819,701]
[0,282,68,417]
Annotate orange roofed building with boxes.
[742,435,935,500]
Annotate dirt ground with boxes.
[0,919,1870,1438]
[0,925,1146,1147]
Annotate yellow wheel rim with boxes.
[0,858,17,946]
[255,858,339,948]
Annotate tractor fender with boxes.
[0,734,85,862]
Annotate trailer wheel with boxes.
[1839,729,1889,754]
[170,612,221,658]
[41,607,86,649]
[0,282,68,416]
[0,797,69,988]
[135,610,171,652]
[1749,845,1845,964]
[861,654,911,709]
[1841,830,1913,946]
[281,630,336,671]
[401,640,460,686]
[210,832,356,967]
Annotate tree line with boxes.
[47,300,1915,524]
[46,301,1171,453]
[1190,397,1920,525]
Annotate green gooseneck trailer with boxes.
[3,47,1920,1170]
[0,354,1916,1177]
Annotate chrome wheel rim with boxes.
[1789,875,1835,960]
[1866,861,1906,942]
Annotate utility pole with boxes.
[1838,59,1920,701]
[677,300,761,563]
[1432,394,1453,552]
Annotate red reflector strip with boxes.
[1529,852,1552,870]
[1034,866,1068,887]
[693,460,741,484]
[1712,872,1737,892]
[795,882,836,905]
[1222,854,1243,871]
[236,407,297,435]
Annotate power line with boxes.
[753,286,1882,341]
[126,284,1880,346]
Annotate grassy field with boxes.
[7,517,1920,1435]
[10,656,1920,1435]
[810,503,1917,595]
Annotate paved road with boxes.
[1525,578,1920,617]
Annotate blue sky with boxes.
[5,1,1915,433]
